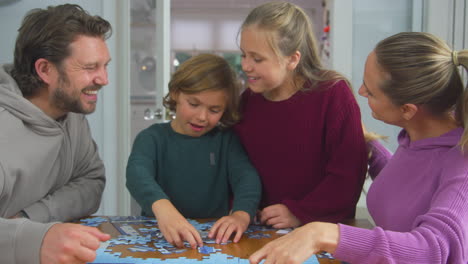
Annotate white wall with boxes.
[425,0,467,83]
[330,0,415,222]
[171,9,246,52]
[330,0,414,153]
[0,0,100,62]
[352,0,414,153]
[171,2,323,52]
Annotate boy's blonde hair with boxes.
[163,54,241,128]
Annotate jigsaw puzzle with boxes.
[80,216,321,264]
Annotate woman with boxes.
[249,32,468,264]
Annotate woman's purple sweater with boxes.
[334,128,468,263]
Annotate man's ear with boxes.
[34,58,56,85]
[400,103,418,120]
[287,50,301,71]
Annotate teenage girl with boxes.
[234,1,367,228]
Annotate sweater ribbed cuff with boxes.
[333,224,376,262]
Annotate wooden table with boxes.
[92,217,373,263]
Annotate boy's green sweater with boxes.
[126,122,261,219]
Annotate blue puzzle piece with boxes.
[197,245,221,254]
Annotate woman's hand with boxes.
[249,222,339,264]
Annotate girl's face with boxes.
[359,51,404,126]
[240,26,296,101]
[171,89,227,137]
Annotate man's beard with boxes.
[52,72,100,115]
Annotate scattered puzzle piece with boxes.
[197,245,221,254]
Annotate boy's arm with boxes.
[226,131,262,220]
[126,129,169,215]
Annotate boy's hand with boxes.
[152,199,203,249]
[209,210,250,244]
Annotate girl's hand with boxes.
[209,210,250,244]
[249,222,339,264]
[152,199,203,249]
[259,204,301,228]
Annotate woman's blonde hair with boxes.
[239,1,346,89]
[163,53,241,128]
[375,32,468,149]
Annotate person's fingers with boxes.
[272,222,288,229]
[208,220,221,239]
[79,232,101,251]
[249,247,268,264]
[74,244,97,263]
[265,215,282,227]
[162,230,175,246]
[83,227,111,242]
[171,231,184,248]
[184,223,203,248]
[193,229,204,247]
[184,232,198,249]
[259,213,270,224]
[221,224,236,243]
[232,226,243,243]
[98,232,111,242]
[41,224,105,264]
[215,223,229,244]
[259,207,277,224]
